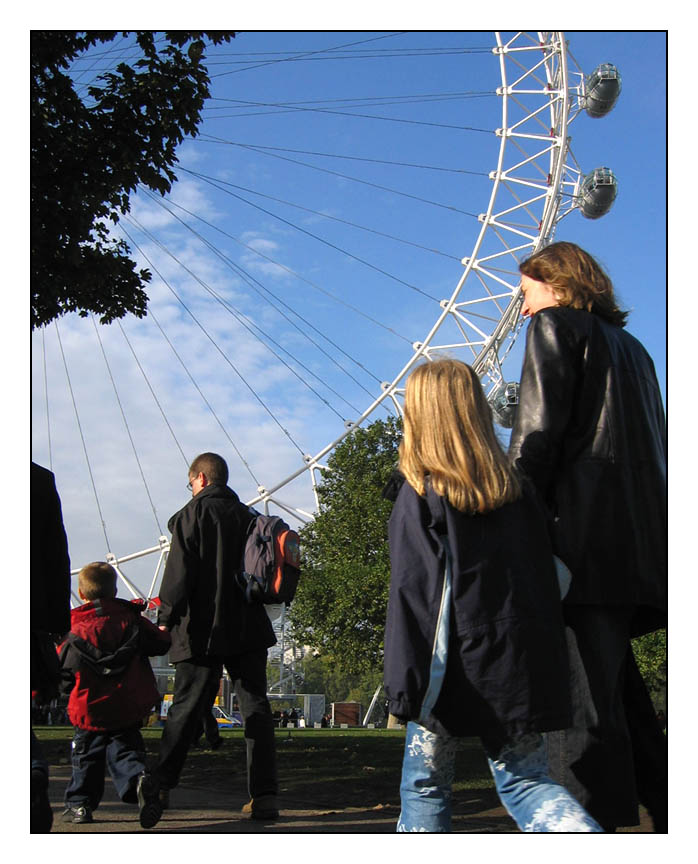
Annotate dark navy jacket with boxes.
[384,479,571,744]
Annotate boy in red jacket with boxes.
[59,562,171,828]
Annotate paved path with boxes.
[46,764,653,834]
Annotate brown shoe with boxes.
[242,795,279,820]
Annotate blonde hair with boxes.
[399,359,521,513]
[520,241,627,326]
[78,561,117,601]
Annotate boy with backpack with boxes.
[59,561,171,829]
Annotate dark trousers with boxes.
[157,650,277,799]
[64,725,146,809]
[546,606,667,830]
[194,663,223,746]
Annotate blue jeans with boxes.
[65,725,146,810]
[397,721,603,832]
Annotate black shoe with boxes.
[137,772,163,829]
[30,769,53,833]
[209,737,223,751]
[62,804,93,824]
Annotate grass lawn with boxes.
[35,725,495,810]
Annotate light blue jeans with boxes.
[397,721,603,832]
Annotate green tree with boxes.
[301,652,383,710]
[31,30,235,329]
[632,628,667,712]
[290,417,402,675]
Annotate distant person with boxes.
[155,453,279,820]
[30,462,72,833]
[384,359,602,832]
[509,242,667,832]
[59,562,171,828]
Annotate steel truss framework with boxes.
[69,32,593,643]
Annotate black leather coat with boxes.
[158,484,276,663]
[509,307,666,636]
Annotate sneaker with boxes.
[62,804,93,824]
[30,769,53,833]
[137,772,163,829]
[242,794,279,820]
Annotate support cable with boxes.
[203,95,491,134]
[211,32,409,79]
[55,320,111,551]
[124,215,363,421]
[138,190,397,405]
[41,327,53,471]
[148,178,413,346]
[115,320,190,470]
[195,137,488,180]
[116,229,264,486]
[90,314,164,536]
[177,165,461,262]
[118,224,307,459]
[178,167,442,302]
[197,139,480,222]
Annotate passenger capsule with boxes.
[583,63,622,118]
[490,381,519,428]
[578,167,618,219]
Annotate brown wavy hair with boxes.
[520,241,628,326]
[399,359,521,513]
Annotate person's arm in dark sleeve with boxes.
[157,506,197,630]
[508,310,581,500]
[138,615,172,656]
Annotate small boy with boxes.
[59,562,171,829]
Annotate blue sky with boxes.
[29,30,667,600]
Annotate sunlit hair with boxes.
[399,359,521,513]
[519,241,628,327]
[78,561,117,601]
[189,452,228,486]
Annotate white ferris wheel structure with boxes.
[33,33,622,689]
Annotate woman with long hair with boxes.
[383,358,601,832]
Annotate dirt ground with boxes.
[36,726,654,834]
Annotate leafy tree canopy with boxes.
[31,30,235,329]
[632,628,667,712]
[290,416,402,676]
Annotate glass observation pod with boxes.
[491,381,520,429]
[583,63,622,118]
[578,167,618,220]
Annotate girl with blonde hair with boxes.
[383,359,601,832]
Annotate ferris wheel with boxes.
[32,31,621,608]
[246,30,620,513]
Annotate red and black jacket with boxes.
[59,598,171,732]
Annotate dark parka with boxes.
[158,484,276,663]
[384,479,572,744]
[508,307,667,637]
[59,598,171,732]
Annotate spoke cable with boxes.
[179,163,463,260]
[115,319,191,470]
[89,314,164,536]
[124,213,366,422]
[54,320,111,552]
[138,191,394,412]
[118,225,307,459]
[178,166,442,302]
[197,139,480,220]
